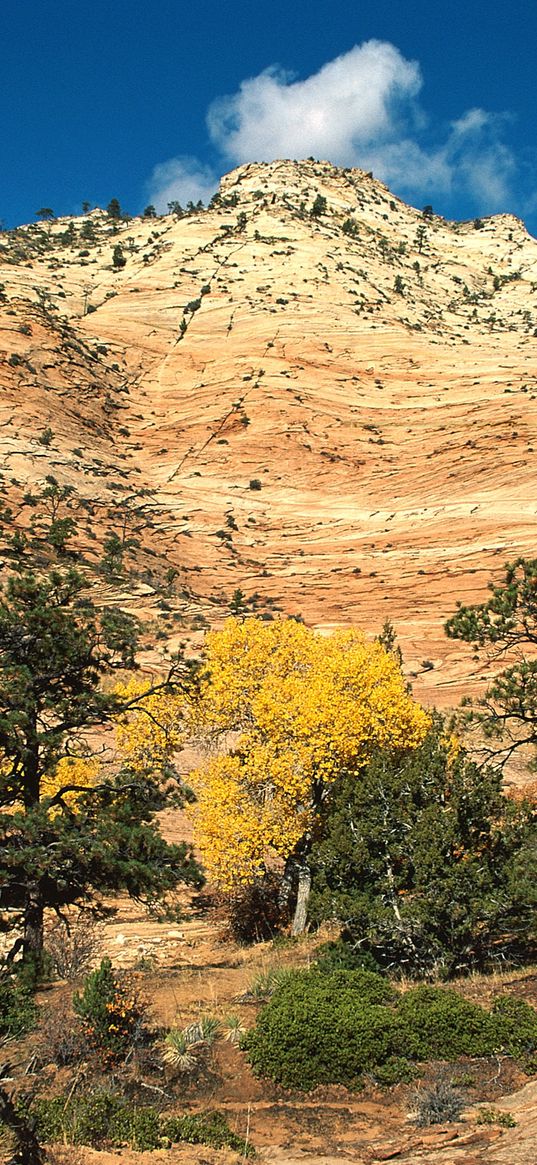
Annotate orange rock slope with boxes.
[1,158,536,707]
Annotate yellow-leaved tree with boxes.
[114,677,186,775]
[189,617,431,932]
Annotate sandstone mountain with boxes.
[1,158,536,711]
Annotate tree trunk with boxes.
[22,727,44,967]
[22,889,44,969]
[291,863,311,935]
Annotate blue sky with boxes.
[3,0,537,232]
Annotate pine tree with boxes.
[445,557,537,768]
[0,565,202,969]
[106,198,122,220]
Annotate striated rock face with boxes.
[1,159,536,708]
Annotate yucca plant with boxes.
[246,967,290,1001]
[222,1014,246,1045]
[162,1029,197,1071]
[163,1014,221,1071]
[183,1016,221,1047]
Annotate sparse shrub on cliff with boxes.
[310,193,327,218]
[112,243,126,269]
[342,218,359,237]
[106,198,122,220]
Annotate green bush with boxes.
[33,1092,133,1149]
[73,958,146,1060]
[243,969,537,1091]
[373,1056,417,1086]
[395,986,497,1059]
[162,1112,253,1155]
[31,1092,252,1154]
[0,972,37,1037]
[314,938,381,975]
[490,995,537,1058]
[243,969,397,1089]
[476,1106,517,1127]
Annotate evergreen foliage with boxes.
[445,557,537,767]
[73,958,147,1060]
[106,198,122,220]
[308,720,536,974]
[0,971,37,1036]
[243,968,537,1090]
[112,243,126,269]
[310,193,327,217]
[0,564,202,967]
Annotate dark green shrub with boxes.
[342,218,359,237]
[0,972,37,1037]
[31,1093,252,1154]
[34,1092,126,1148]
[309,719,536,976]
[112,244,126,269]
[490,995,537,1057]
[395,986,497,1059]
[310,194,327,218]
[33,1092,161,1150]
[373,1056,417,1086]
[314,938,381,975]
[243,969,397,1089]
[244,969,537,1091]
[106,198,122,220]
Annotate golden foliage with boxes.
[2,755,100,813]
[114,676,186,774]
[189,618,431,889]
[41,756,100,805]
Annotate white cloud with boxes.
[147,156,218,213]
[207,41,422,164]
[147,41,519,216]
[443,109,516,208]
[360,109,515,210]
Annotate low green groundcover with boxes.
[30,1093,253,1154]
[242,969,537,1090]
